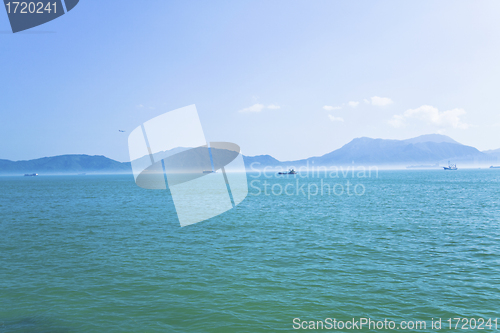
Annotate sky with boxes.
[1,0,500,162]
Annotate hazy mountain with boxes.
[483,148,500,157]
[243,155,281,168]
[1,135,498,175]
[249,134,494,168]
[309,137,485,166]
[402,134,460,145]
[0,155,131,175]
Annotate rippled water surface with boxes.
[1,170,499,332]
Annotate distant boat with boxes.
[490,166,500,169]
[24,173,38,177]
[278,169,297,175]
[443,161,457,170]
[203,170,215,174]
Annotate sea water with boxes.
[1,170,499,332]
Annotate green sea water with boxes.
[1,170,499,332]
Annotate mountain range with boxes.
[245,134,499,169]
[0,155,131,175]
[1,134,499,175]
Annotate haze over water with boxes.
[1,170,499,332]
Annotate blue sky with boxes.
[1,0,500,162]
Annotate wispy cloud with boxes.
[388,115,405,128]
[136,104,156,110]
[323,105,342,111]
[328,115,344,122]
[238,103,265,113]
[389,105,469,129]
[370,96,393,106]
[325,97,391,109]
[238,103,281,113]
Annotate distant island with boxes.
[0,155,131,175]
[1,134,499,175]
[245,134,499,170]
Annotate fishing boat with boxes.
[278,169,297,175]
[443,161,457,170]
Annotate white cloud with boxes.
[136,104,155,110]
[370,96,393,106]
[238,103,265,113]
[323,105,342,111]
[324,97,391,109]
[328,115,344,122]
[389,105,469,129]
[239,103,281,113]
[388,115,405,128]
